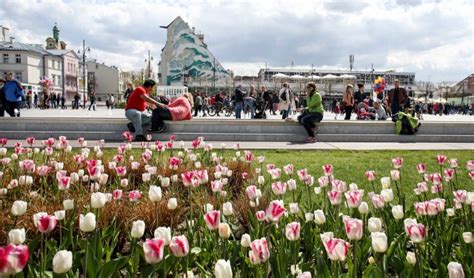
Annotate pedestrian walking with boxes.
[234,85,244,119]
[0,72,25,117]
[88,92,96,111]
[342,84,354,120]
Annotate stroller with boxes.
[395,112,421,135]
[356,102,374,120]
[254,97,268,119]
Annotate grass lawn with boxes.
[245,149,474,205]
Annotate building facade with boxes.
[86,60,123,101]
[159,16,232,87]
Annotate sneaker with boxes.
[148,125,166,133]
[127,122,136,133]
[134,135,148,142]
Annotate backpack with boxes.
[280,89,288,101]
[395,112,421,135]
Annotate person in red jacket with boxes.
[149,92,194,133]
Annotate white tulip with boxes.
[168,198,178,210]
[305,212,314,223]
[215,259,233,278]
[447,208,455,217]
[205,203,214,213]
[91,192,107,208]
[218,223,231,239]
[289,203,299,214]
[223,202,234,216]
[391,205,404,220]
[358,202,369,214]
[131,220,145,238]
[240,233,251,247]
[154,227,172,245]
[462,232,472,244]
[8,228,26,245]
[368,217,383,233]
[447,262,465,278]
[371,232,388,253]
[406,251,416,265]
[314,187,321,195]
[53,250,73,274]
[54,210,66,221]
[11,200,28,216]
[257,176,265,185]
[79,213,96,232]
[381,189,394,203]
[63,199,74,210]
[148,186,162,202]
[161,177,170,187]
[171,175,178,183]
[314,209,326,225]
[380,177,391,189]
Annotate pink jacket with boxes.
[168,97,192,121]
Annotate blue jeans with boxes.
[298,112,323,137]
[125,109,151,136]
[235,102,243,119]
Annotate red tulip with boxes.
[204,210,220,230]
[249,238,270,264]
[444,169,455,181]
[271,181,287,196]
[328,190,342,205]
[57,176,71,190]
[169,235,189,257]
[168,157,180,170]
[255,211,266,221]
[0,138,7,146]
[365,170,376,181]
[0,244,29,275]
[437,154,447,165]
[113,189,123,200]
[404,219,426,243]
[33,213,57,233]
[143,238,165,264]
[392,157,403,169]
[297,168,309,181]
[343,216,363,240]
[181,171,195,187]
[321,233,350,261]
[322,164,333,176]
[345,190,364,208]
[128,190,142,202]
[26,137,35,145]
[285,222,301,241]
[265,200,286,222]
[244,150,254,163]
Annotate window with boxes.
[15,54,21,64]
[3,54,8,63]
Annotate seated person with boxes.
[373,101,388,120]
[149,92,194,133]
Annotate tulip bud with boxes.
[91,192,107,209]
[168,198,178,210]
[462,232,472,244]
[391,205,404,220]
[63,199,74,210]
[171,175,178,183]
[79,213,96,232]
[406,251,416,265]
[305,212,314,223]
[381,189,394,203]
[161,177,170,187]
[9,228,26,245]
[289,203,299,214]
[447,262,465,278]
[368,256,375,264]
[148,186,162,202]
[154,226,172,245]
[371,232,388,253]
[358,202,369,214]
[257,175,265,185]
[241,233,251,247]
[380,177,391,189]
[447,208,455,217]
[222,202,233,216]
[11,200,28,216]
[368,217,383,233]
[218,223,231,239]
[131,220,145,238]
[54,210,66,221]
[314,209,326,225]
[215,259,233,278]
[53,250,73,274]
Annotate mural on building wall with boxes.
[162,17,231,85]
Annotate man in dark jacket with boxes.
[354,83,364,104]
[234,85,244,119]
[387,79,408,116]
[1,72,25,117]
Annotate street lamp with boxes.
[77,40,90,108]
[144,50,153,79]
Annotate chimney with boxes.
[10,36,15,43]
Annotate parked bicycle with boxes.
[208,102,234,117]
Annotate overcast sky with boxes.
[1,0,472,82]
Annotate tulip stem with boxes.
[353,240,358,278]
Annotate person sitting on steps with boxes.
[297,82,324,143]
[149,92,194,133]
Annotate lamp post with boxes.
[144,50,153,79]
[77,40,90,108]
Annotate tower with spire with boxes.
[46,23,67,50]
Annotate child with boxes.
[334,100,341,120]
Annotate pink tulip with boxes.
[448,159,458,168]
[245,185,260,200]
[36,166,50,176]
[345,190,364,208]
[168,157,180,170]
[392,157,403,169]
[365,170,376,181]
[437,154,447,165]
[131,162,140,170]
[33,213,57,233]
[0,244,30,275]
[266,164,276,173]
[113,189,123,200]
[194,170,208,184]
[169,135,176,141]
[249,238,270,264]
[321,233,350,261]
[211,180,224,192]
[26,137,35,145]
[74,154,85,164]
[241,172,249,180]
[270,168,281,180]
[467,160,474,171]
[331,179,346,192]
[122,132,133,142]
[454,190,467,203]
[271,181,287,196]
[303,175,314,186]
[431,185,443,194]
[57,176,71,190]
[128,190,142,202]
[318,176,329,187]
[265,200,286,222]
[285,222,301,241]
[181,171,195,187]
[283,164,294,175]
[322,164,333,176]
[191,137,202,149]
[414,202,428,215]
[328,190,342,205]
[430,173,442,185]
[343,216,363,240]
[369,192,385,208]
[469,171,474,181]
[19,160,35,173]
[0,138,7,146]
[141,152,152,163]
[204,210,220,230]
[255,211,266,221]
[297,168,308,181]
[143,238,165,264]
[169,235,189,257]
[404,219,426,243]
[166,141,173,149]
[415,182,428,195]
[390,170,400,181]
[244,151,254,163]
[416,163,427,174]
[444,169,455,181]
[43,137,55,147]
[77,137,85,145]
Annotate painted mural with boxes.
[160,17,231,85]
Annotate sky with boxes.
[0,0,472,82]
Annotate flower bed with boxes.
[0,136,473,277]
